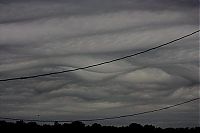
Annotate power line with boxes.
[0,30,199,82]
[0,97,199,123]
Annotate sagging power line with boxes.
[0,30,199,82]
[0,97,199,123]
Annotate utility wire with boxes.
[0,97,199,123]
[0,30,199,82]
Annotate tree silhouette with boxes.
[0,120,199,133]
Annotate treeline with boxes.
[0,120,199,132]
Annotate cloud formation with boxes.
[0,0,199,128]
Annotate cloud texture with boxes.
[0,0,199,127]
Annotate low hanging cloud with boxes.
[0,0,199,128]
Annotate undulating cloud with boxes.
[0,0,199,128]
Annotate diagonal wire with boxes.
[0,30,199,82]
[0,97,199,122]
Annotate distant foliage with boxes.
[0,120,199,133]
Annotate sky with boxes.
[0,0,199,128]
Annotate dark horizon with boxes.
[1,120,200,132]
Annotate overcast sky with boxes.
[0,0,199,128]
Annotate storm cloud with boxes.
[0,0,199,128]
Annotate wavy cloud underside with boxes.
[0,0,199,128]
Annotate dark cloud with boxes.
[0,0,199,128]
[0,0,198,24]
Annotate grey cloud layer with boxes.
[0,0,199,127]
[0,0,198,23]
